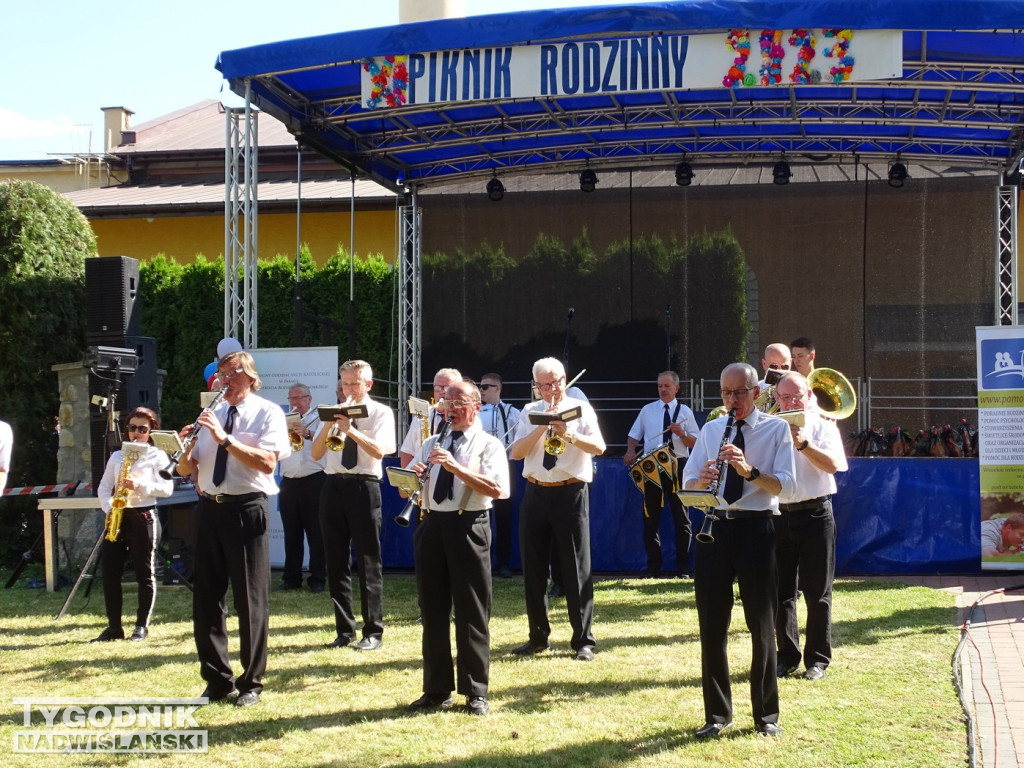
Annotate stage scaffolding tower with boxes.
[225,83,259,349]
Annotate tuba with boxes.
[808,368,857,420]
[106,443,145,542]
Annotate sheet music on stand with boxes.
[676,490,720,508]
[386,466,421,494]
[150,430,185,458]
[408,397,430,421]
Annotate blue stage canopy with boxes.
[217,1,1024,190]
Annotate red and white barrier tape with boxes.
[2,482,92,497]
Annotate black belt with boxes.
[717,509,775,520]
[779,496,830,513]
[328,473,379,483]
[201,491,266,505]
[426,509,488,515]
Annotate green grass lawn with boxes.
[0,573,964,767]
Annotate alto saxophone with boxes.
[106,443,145,542]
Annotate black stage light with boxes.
[888,162,908,188]
[675,161,694,186]
[772,160,792,185]
[487,176,505,201]
[579,168,598,192]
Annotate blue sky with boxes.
[0,0,640,161]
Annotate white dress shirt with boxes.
[279,408,325,478]
[412,421,510,512]
[515,395,605,483]
[780,409,848,503]
[683,409,795,511]
[190,393,291,496]
[98,443,174,513]
[317,397,396,479]
[628,399,700,457]
[479,401,521,451]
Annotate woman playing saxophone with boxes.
[94,407,173,643]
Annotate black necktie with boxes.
[341,420,358,469]
[542,428,559,470]
[722,419,746,504]
[211,405,237,486]
[663,403,672,433]
[431,431,463,503]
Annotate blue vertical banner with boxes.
[976,326,1024,569]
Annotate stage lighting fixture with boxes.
[772,159,792,185]
[487,176,505,202]
[579,168,598,193]
[888,161,909,188]
[675,161,694,186]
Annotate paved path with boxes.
[897,575,1024,768]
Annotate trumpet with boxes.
[542,391,567,456]
[159,387,228,479]
[324,397,355,451]
[695,409,736,544]
[395,414,453,527]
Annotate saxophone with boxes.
[106,443,145,542]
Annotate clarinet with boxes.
[158,388,228,479]
[694,408,736,544]
[395,414,454,527]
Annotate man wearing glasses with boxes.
[405,380,509,716]
[510,357,606,662]
[759,343,792,390]
[479,373,521,578]
[177,350,290,708]
[772,372,847,682]
[682,362,795,738]
[400,368,462,467]
[277,383,326,593]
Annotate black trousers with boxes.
[414,509,491,698]
[319,474,384,640]
[101,506,160,630]
[641,460,692,575]
[491,494,515,569]
[279,472,327,588]
[775,500,836,670]
[694,514,778,727]
[192,494,270,696]
[519,481,595,650]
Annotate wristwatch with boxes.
[746,466,761,482]
[221,436,234,449]
[568,432,578,445]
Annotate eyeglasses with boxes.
[479,384,498,390]
[720,386,756,398]
[287,394,310,401]
[534,377,565,391]
[775,392,807,403]
[218,368,244,379]
[446,399,476,410]
[127,424,150,434]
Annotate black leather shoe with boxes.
[129,626,148,642]
[326,634,356,648]
[466,696,489,716]
[776,661,799,678]
[92,627,125,642]
[695,721,731,739]
[275,582,301,591]
[407,693,454,711]
[575,645,595,661]
[234,691,260,707]
[757,723,782,737]
[309,583,325,594]
[511,640,550,655]
[547,583,565,598]
[355,636,382,651]
[804,664,826,681]
[199,684,237,703]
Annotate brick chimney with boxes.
[100,106,135,153]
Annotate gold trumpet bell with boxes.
[544,435,567,456]
[289,432,304,451]
[325,432,346,451]
[808,367,857,420]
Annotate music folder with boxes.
[777,409,806,428]
[527,406,583,426]
[385,466,420,494]
[408,397,431,420]
[676,489,720,508]
[150,430,185,457]
[317,403,369,422]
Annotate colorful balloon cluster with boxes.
[823,29,855,83]
[722,29,755,88]
[363,56,409,109]
[787,29,817,84]
[758,30,784,86]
